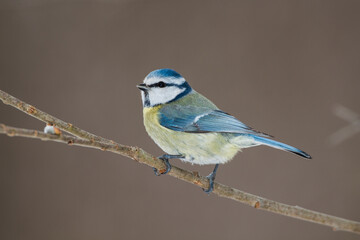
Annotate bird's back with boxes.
[168,90,218,109]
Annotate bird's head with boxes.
[137,69,193,107]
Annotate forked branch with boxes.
[0,89,359,235]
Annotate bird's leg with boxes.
[153,154,183,176]
[203,164,219,193]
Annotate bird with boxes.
[137,68,311,193]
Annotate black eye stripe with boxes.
[158,81,165,88]
[148,82,179,88]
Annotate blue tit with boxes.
[137,69,311,193]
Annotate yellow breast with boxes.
[143,106,179,155]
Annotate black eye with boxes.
[158,81,166,88]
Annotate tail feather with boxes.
[252,135,311,159]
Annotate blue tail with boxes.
[252,135,311,159]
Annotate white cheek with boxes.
[141,91,145,105]
[148,87,185,106]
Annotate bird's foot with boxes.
[203,164,219,194]
[153,154,183,176]
[153,156,171,176]
[203,172,216,193]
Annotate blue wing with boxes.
[159,105,271,137]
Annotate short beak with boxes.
[137,83,149,91]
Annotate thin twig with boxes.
[0,90,110,144]
[1,90,359,235]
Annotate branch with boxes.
[0,90,110,144]
[1,89,359,235]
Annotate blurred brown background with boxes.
[0,0,359,239]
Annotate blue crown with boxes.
[146,69,182,79]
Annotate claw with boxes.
[153,157,171,176]
[152,154,183,176]
[202,164,219,194]
[203,173,216,193]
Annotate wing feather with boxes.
[159,105,271,137]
